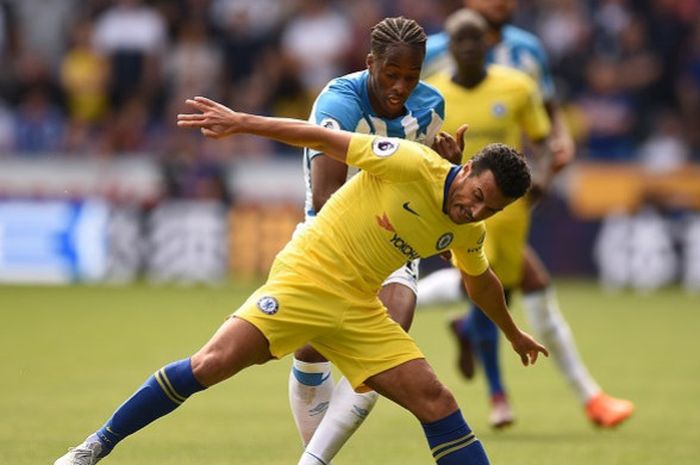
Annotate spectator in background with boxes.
[616,15,662,120]
[210,0,289,86]
[93,0,167,110]
[638,110,690,173]
[60,20,110,153]
[676,16,700,157]
[166,20,223,102]
[14,85,65,154]
[9,0,79,68]
[102,94,162,154]
[575,57,638,160]
[281,0,353,94]
[0,98,15,151]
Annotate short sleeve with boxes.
[450,224,489,276]
[345,133,436,182]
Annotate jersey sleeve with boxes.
[345,133,434,182]
[450,225,489,276]
[308,85,363,160]
[518,76,551,142]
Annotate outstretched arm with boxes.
[461,268,549,366]
[177,96,351,163]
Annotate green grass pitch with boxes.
[1,280,698,465]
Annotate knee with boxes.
[415,382,459,423]
[190,350,232,386]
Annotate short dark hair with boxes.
[370,17,427,58]
[470,143,531,199]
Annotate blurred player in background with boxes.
[425,8,550,428]
[288,16,465,465]
[420,0,634,428]
[54,95,548,465]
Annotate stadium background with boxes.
[0,1,699,465]
[0,0,698,288]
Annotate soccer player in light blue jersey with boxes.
[420,0,634,429]
[288,17,465,465]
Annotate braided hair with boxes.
[370,16,427,58]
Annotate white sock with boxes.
[289,359,334,446]
[522,287,601,404]
[298,377,379,465]
[416,267,464,307]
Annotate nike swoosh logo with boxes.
[403,201,419,216]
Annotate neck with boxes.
[452,66,487,89]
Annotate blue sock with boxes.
[95,358,206,455]
[467,306,504,397]
[422,410,490,465]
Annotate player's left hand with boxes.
[509,329,548,367]
[432,124,468,165]
[548,132,575,174]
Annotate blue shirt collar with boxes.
[442,164,463,213]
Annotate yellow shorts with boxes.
[483,197,531,288]
[234,261,424,389]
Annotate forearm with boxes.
[464,268,521,341]
[177,97,352,162]
[238,114,350,162]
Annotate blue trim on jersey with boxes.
[442,165,462,212]
[292,367,331,386]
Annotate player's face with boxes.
[367,44,424,118]
[449,21,487,68]
[465,0,516,29]
[446,163,513,224]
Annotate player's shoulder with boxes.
[488,64,538,90]
[502,25,546,53]
[312,71,368,128]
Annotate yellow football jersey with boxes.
[274,133,489,299]
[427,65,550,287]
[427,64,550,161]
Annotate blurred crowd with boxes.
[0,0,699,174]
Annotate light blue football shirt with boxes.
[303,70,445,218]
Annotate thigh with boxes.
[311,298,424,391]
[234,264,342,359]
[191,316,273,386]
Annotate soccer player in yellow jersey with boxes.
[422,6,634,429]
[53,95,548,465]
[425,8,550,428]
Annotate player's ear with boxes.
[463,159,473,176]
[366,53,374,70]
